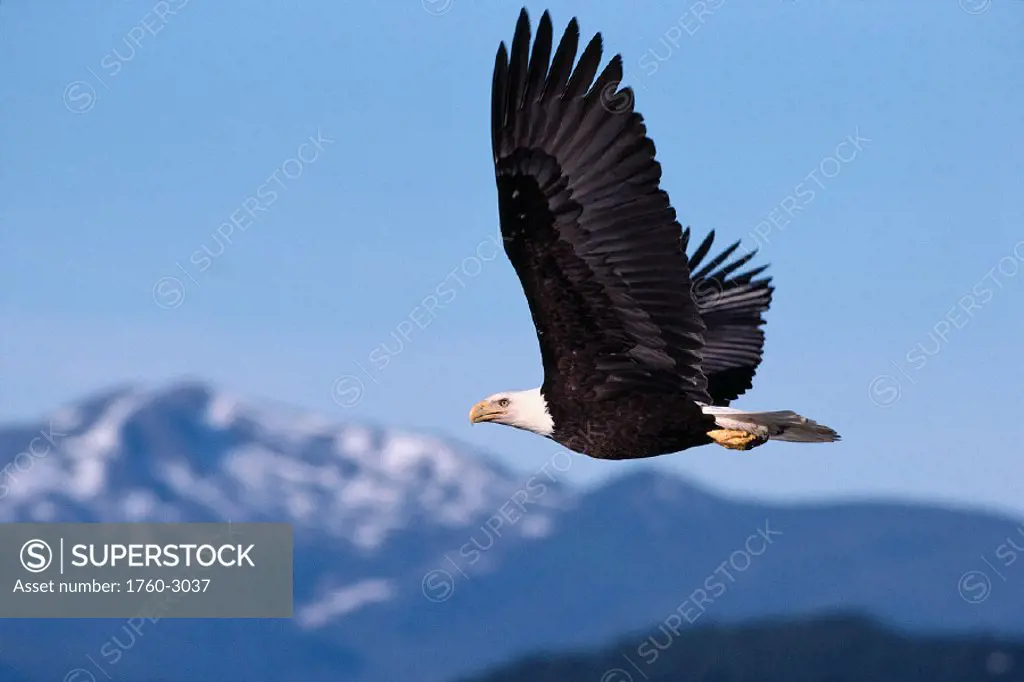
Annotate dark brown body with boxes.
[548,391,716,460]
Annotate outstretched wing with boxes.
[491,9,711,414]
[682,228,774,405]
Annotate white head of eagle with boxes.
[469,387,555,437]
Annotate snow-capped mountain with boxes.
[0,382,567,544]
[0,382,577,681]
[1,383,1023,682]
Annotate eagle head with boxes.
[468,388,554,437]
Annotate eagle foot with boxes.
[707,429,768,451]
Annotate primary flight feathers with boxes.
[684,227,774,406]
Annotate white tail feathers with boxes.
[701,406,840,444]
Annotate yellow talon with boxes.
[707,429,767,451]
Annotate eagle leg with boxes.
[707,429,768,451]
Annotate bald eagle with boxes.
[469,9,840,459]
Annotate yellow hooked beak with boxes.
[469,400,503,424]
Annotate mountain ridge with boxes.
[1,381,1022,682]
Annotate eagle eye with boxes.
[497,398,510,408]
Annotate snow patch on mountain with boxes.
[63,390,144,500]
[296,579,397,629]
[206,391,240,428]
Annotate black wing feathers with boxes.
[683,228,774,405]
[492,9,711,410]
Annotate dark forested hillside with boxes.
[460,613,1024,682]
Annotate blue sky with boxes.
[3,1,1023,514]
